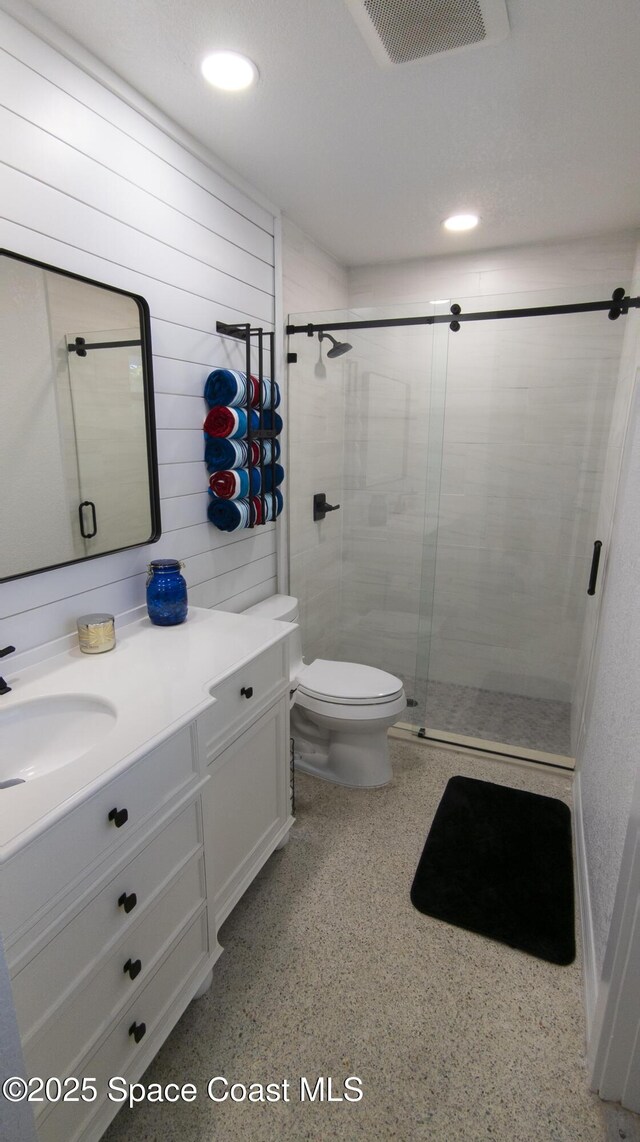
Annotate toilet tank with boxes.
[243,595,303,680]
[244,594,299,623]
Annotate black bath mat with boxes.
[410,776,575,964]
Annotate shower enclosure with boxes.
[287,285,631,762]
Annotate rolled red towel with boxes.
[203,406,258,439]
[209,468,259,499]
[209,470,239,498]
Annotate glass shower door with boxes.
[287,305,446,708]
[419,284,626,759]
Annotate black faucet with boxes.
[0,646,15,695]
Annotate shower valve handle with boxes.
[313,493,341,522]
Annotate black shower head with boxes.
[319,332,352,358]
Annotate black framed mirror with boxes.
[0,249,161,582]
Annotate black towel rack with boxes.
[216,321,279,529]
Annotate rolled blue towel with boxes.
[261,439,281,464]
[205,438,250,471]
[205,438,280,473]
[261,410,283,434]
[204,369,254,409]
[262,463,285,492]
[257,378,281,410]
[261,489,284,522]
[205,370,281,411]
[207,496,252,531]
[205,437,242,471]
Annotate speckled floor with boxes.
[102,740,632,1142]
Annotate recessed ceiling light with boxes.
[201,51,258,92]
[443,213,479,232]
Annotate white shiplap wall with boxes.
[0,8,281,653]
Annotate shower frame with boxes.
[287,286,639,766]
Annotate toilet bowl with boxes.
[243,595,405,787]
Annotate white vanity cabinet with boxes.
[0,615,293,1142]
[198,636,292,929]
[3,724,214,1142]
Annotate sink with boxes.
[0,695,118,785]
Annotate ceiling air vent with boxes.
[346,0,509,66]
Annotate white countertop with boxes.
[0,606,292,860]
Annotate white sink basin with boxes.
[0,695,118,785]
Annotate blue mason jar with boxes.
[146,559,188,626]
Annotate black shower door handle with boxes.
[79,500,97,539]
[587,540,602,596]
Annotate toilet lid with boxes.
[297,659,404,705]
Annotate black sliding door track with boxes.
[286,289,640,336]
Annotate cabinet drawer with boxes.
[23,851,206,1085]
[13,800,202,1043]
[4,725,198,946]
[197,640,288,761]
[37,913,209,1142]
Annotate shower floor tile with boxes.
[404,680,572,757]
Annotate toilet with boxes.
[244,595,406,787]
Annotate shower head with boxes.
[318,332,352,358]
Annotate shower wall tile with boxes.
[524,385,614,448]
[431,571,586,661]
[298,581,341,664]
[284,216,349,661]
[428,636,576,703]
[443,388,529,445]
[440,442,604,505]
[340,573,421,626]
[437,492,596,555]
[349,232,638,310]
[432,543,587,606]
[343,492,429,535]
[282,217,349,317]
[334,612,420,681]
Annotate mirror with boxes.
[0,249,160,582]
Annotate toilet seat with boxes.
[297,659,404,706]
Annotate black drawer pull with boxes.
[129,1021,146,1044]
[587,540,602,596]
[123,958,142,981]
[240,686,254,699]
[118,892,137,915]
[108,807,129,828]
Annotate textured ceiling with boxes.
[13,0,640,265]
